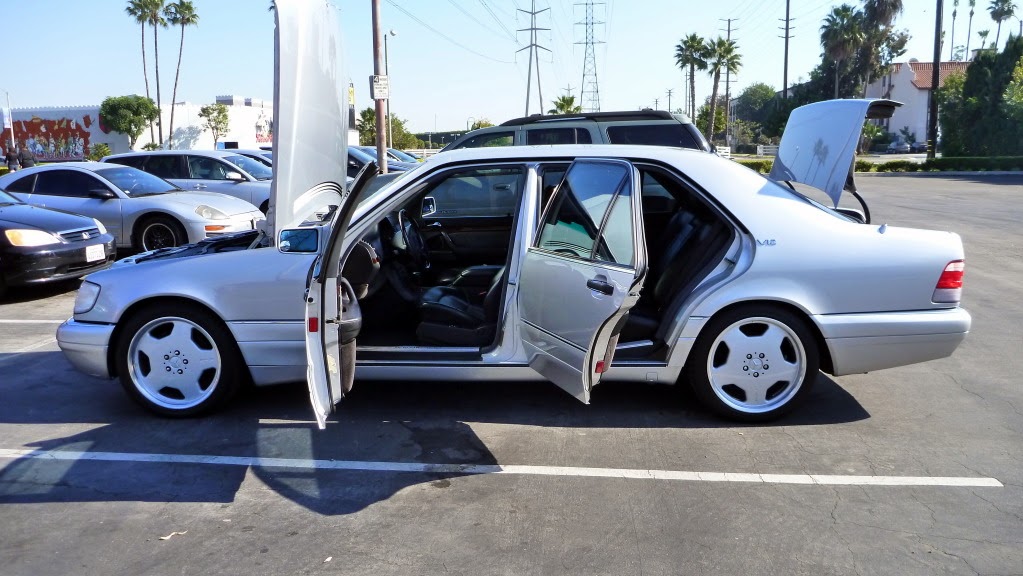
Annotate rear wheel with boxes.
[115,304,242,417]
[135,215,186,252]
[686,305,819,422]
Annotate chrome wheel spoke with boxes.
[759,324,790,354]
[770,360,801,384]
[737,381,769,406]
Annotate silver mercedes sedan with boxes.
[56,0,969,427]
[0,163,265,252]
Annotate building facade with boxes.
[864,60,970,142]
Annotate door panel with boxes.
[421,215,514,268]
[31,170,125,243]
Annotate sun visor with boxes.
[768,99,900,206]
[267,0,348,240]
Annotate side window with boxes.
[454,131,514,149]
[4,173,36,193]
[536,161,633,266]
[539,165,568,212]
[145,155,185,179]
[526,128,593,145]
[425,166,525,218]
[34,170,105,198]
[605,124,700,149]
[187,156,228,180]
[109,156,146,169]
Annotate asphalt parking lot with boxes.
[1,174,1022,575]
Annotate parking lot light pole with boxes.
[371,0,388,173]
[384,29,396,149]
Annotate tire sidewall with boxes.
[135,216,185,252]
[686,304,820,422]
[115,303,241,417]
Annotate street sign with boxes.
[370,75,389,100]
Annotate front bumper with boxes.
[185,211,265,242]
[1,238,116,287]
[56,318,116,379]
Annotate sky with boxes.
[3,0,1019,135]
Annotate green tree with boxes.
[978,29,990,49]
[470,118,494,130]
[141,0,167,144]
[99,95,160,148]
[703,37,741,143]
[674,33,707,120]
[356,107,426,149]
[989,0,1017,48]
[125,0,156,144]
[936,71,969,155]
[950,0,960,60]
[198,103,230,146]
[86,143,112,161]
[548,95,582,115]
[164,1,198,150]
[696,98,727,141]
[821,4,864,99]
[733,82,776,126]
[1003,56,1023,123]
[357,107,376,146]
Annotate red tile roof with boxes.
[907,61,971,89]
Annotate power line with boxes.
[476,0,519,42]
[386,0,514,64]
[447,0,517,43]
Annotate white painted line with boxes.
[0,319,65,324]
[0,448,1003,488]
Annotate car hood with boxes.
[157,190,262,216]
[0,202,97,231]
[267,0,347,240]
[768,99,900,206]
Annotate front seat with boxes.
[416,266,506,347]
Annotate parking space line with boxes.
[0,448,1002,488]
[0,320,64,324]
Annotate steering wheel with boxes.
[397,209,430,272]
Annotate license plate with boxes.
[85,244,105,262]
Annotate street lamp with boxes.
[384,29,396,148]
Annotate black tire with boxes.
[135,215,186,252]
[115,303,243,417]
[685,304,819,422]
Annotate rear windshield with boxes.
[606,124,701,149]
[94,166,179,196]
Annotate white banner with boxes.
[0,106,10,130]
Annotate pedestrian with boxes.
[4,143,19,172]
[17,142,35,168]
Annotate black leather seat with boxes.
[417,266,506,346]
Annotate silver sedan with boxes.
[0,163,265,251]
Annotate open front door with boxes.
[518,159,647,403]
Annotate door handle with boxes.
[195,184,207,190]
[586,279,614,295]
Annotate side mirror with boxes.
[421,196,437,218]
[278,227,319,254]
[89,188,117,200]
[225,171,245,181]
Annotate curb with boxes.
[855,171,1023,177]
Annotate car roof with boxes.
[106,149,246,158]
[4,161,119,173]
[499,109,693,126]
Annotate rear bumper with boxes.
[816,308,971,375]
[1,238,116,287]
[56,319,115,379]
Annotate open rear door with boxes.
[518,159,647,403]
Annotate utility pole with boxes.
[576,1,604,112]
[666,89,673,113]
[370,0,388,172]
[654,98,659,110]
[518,1,550,116]
[927,0,943,160]
[720,18,738,146]
[780,0,793,98]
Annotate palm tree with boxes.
[989,0,1017,48]
[164,1,198,150]
[978,28,991,49]
[703,37,741,143]
[548,94,582,115]
[951,0,960,60]
[820,4,864,99]
[966,0,977,55]
[674,33,707,120]
[142,0,167,145]
[125,0,155,144]
[863,0,904,27]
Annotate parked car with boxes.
[347,146,416,179]
[0,163,264,252]
[0,187,115,298]
[103,150,274,213]
[887,140,911,153]
[909,141,929,153]
[441,109,712,154]
[226,149,274,167]
[389,148,421,162]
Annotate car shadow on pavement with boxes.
[0,278,81,304]
[0,351,868,515]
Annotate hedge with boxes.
[734,156,1023,174]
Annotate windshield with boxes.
[388,148,418,162]
[94,166,179,196]
[347,146,376,164]
[223,154,274,180]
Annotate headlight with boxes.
[73,281,101,315]
[5,229,61,247]
[195,205,228,220]
[93,218,108,235]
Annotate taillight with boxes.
[933,260,964,303]
[308,317,319,332]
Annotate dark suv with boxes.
[441,110,712,153]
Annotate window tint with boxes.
[4,173,36,193]
[539,165,568,211]
[605,124,700,149]
[187,156,230,180]
[144,155,185,179]
[223,154,272,180]
[34,170,106,198]
[425,166,524,218]
[108,156,146,169]
[454,131,514,149]
[536,161,631,264]
[595,184,634,266]
[526,127,593,145]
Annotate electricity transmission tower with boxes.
[575,1,603,112]
[518,1,550,116]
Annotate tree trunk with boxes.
[950,15,957,60]
[169,26,185,150]
[142,25,154,146]
[707,69,720,143]
[995,22,1002,49]
[154,22,163,146]
[689,63,697,119]
[965,13,974,55]
[834,59,841,99]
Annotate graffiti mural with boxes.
[9,114,100,161]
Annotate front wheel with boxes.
[135,215,186,252]
[115,304,242,417]
[686,305,819,422]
